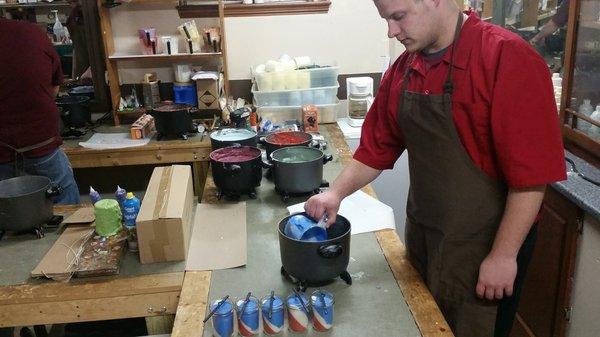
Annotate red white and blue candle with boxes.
[261,294,285,335]
[236,296,260,336]
[286,293,310,333]
[310,290,335,331]
[210,298,235,337]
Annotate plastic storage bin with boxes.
[252,83,339,107]
[253,64,339,91]
[257,99,340,124]
[173,82,197,107]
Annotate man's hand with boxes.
[304,190,342,227]
[476,253,518,300]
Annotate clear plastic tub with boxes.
[256,99,340,124]
[252,83,339,107]
[253,64,339,91]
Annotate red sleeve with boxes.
[41,32,63,86]
[353,57,406,170]
[490,40,567,188]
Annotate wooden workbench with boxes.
[0,124,452,337]
[62,125,211,196]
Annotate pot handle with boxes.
[323,154,333,165]
[262,160,273,169]
[317,244,343,259]
[258,136,267,145]
[46,186,62,198]
[223,164,242,175]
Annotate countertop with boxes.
[200,125,423,337]
[552,151,600,219]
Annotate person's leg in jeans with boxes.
[22,149,80,205]
[494,224,538,337]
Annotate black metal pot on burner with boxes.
[278,212,352,291]
[210,145,263,199]
[151,104,196,140]
[0,176,61,238]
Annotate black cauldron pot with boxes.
[0,175,61,234]
[151,104,195,140]
[259,131,313,160]
[210,145,263,199]
[278,212,351,284]
[265,146,332,195]
[56,95,90,127]
[209,128,257,151]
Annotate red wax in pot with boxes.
[210,146,261,163]
[267,132,311,146]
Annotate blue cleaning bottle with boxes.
[122,192,141,252]
[89,186,102,205]
[115,185,127,207]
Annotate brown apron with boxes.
[398,13,508,337]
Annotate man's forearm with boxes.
[490,185,546,259]
[329,159,382,200]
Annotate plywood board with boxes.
[62,207,95,225]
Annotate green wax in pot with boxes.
[94,199,122,237]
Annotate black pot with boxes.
[210,145,263,198]
[278,212,351,283]
[265,146,333,195]
[0,176,61,233]
[68,85,95,99]
[210,128,257,151]
[56,95,90,127]
[151,104,195,140]
[259,131,313,160]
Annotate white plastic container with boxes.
[257,99,341,124]
[252,83,339,107]
[253,64,339,90]
[173,64,192,83]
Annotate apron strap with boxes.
[443,11,464,95]
[0,137,56,175]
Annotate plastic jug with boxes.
[122,192,141,252]
[284,213,328,242]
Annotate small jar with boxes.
[236,296,260,337]
[286,293,310,333]
[310,290,335,331]
[261,295,285,335]
[210,298,235,337]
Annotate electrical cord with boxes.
[565,157,600,187]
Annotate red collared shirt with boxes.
[354,11,567,188]
[0,18,63,163]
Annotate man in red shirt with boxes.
[0,18,80,205]
[305,0,566,336]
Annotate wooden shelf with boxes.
[0,1,69,9]
[177,1,331,18]
[109,52,222,61]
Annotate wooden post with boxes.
[522,0,539,27]
[96,0,122,125]
[482,0,493,18]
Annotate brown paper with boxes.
[185,202,247,271]
[31,225,95,278]
[62,207,95,225]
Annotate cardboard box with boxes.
[196,78,220,110]
[137,165,194,264]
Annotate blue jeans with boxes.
[0,148,80,205]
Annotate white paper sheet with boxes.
[287,190,395,235]
[79,133,151,149]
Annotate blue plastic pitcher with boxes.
[284,213,328,242]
